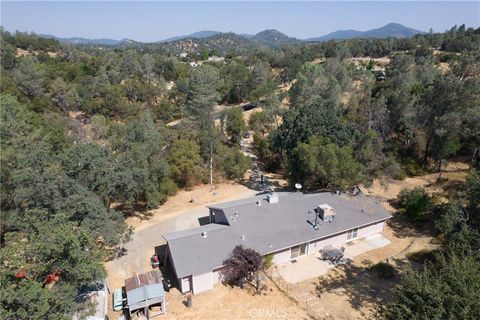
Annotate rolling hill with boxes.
[38,34,121,45]
[250,29,299,46]
[160,30,221,43]
[306,23,424,42]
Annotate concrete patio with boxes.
[275,234,391,284]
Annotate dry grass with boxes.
[360,161,469,203]
[161,279,313,320]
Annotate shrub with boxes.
[397,187,433,222]
[216,145,252,180]
[221,245,266,294]
[263,254,273,271]
[370,262,397,279]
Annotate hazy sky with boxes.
[1,1,479,41]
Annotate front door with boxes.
[181,275,192,293]
[291,243,307,259]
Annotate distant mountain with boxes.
[251,29,299,46]
[39,34,121,45]
[162,32,256,54]
[306,23,424,42]
[161,30,221,43]
[239,33,255,39]
[37,23,424,48]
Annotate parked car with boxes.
[72,281,109,320]
[113,288,123,311]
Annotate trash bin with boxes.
[186,293,192,308]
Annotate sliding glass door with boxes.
[291,243,308,259]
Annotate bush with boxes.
[263,254,273,271]
[397,187,433,222]
[370,262,397,279]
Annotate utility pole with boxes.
[209,140,213,186]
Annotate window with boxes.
[347,228,358,241]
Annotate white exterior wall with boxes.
[212,268,222,284]
[192,272,214,294]
[178,220,387,294]
[310,232,348,250]
[272,248,291,264]
[357,221,384,238]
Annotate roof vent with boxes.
[318,204,335,222]
[267,193,279,204]
[201,231,207,238]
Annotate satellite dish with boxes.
[295,183,302,191]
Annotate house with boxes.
[125,270,166,319]
[207,56,225,63]
[162,192,391,294]
[179,52,188,58]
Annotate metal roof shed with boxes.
[125,270,166,318]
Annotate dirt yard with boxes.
[162,279,312,320]
[126,182,255,231]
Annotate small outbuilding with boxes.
[125,270,166,319]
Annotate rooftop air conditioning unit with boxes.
[267,193,279,204]
[318,204,335,222]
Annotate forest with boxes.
[0,25,479,319]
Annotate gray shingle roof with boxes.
[163,192,391,278]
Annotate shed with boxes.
[125,270,166,318]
